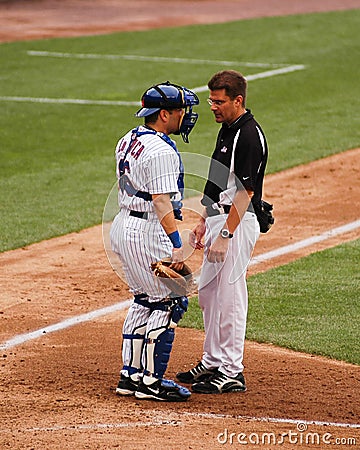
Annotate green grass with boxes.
[0,9,359,251]
[180,239,360,365]
[1,10,359,366]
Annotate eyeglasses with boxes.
[207,98,227,107]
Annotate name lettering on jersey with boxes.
[117,139,127,155]
[129,138,145,160]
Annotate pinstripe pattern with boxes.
[115,126,180,213]
[121,301,173,376]
[111,125,182,300]
[110,209,172,300]
[111,125,183,382]
[121,302,149,372]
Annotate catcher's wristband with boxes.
[167,230,182,248]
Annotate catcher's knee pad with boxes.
[145,326,175,379]
[170,296,188,328]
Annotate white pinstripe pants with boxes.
[110,208,173,301]
[110,208,176,377]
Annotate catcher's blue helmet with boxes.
[135,81,199,143]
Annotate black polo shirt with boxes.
[201,110,268,207]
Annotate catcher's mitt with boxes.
[150,258,194,296]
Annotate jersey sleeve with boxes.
[144,147,180,195]
[234,125,266,192]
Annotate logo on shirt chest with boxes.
[220,146,228,153]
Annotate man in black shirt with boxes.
[176,70,268,394]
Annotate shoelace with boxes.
[209,372,227,386]
[191,362,207,376]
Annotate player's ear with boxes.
[159,109,170,122]
[234,95,243,106]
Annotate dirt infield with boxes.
[1,1,360,449]
[1,0,360,43]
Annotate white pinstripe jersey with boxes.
[115,126,181,212]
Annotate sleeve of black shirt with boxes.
[234,124,265,192]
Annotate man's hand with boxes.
[171,246,184,271]
[207,235,229,263]
[189,218,206,250]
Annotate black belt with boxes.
[129,210,149,219]
[206,204,231,217]
[206,203,254,217]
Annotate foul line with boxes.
[0,300,132,351]
[1,410,358,434]
[192,64,305,93]
[183,411,360,429]
[250,219,360,266]
[0,63,305,106]
[10,419,179,433]
[27,50,285,68]
[0,96,140,106]
[1,219,359,351]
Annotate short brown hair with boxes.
[144,110,160,124]
[208,70,247,105]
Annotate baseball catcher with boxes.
[110,81,199,402]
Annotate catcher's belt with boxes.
[129,210,148,219]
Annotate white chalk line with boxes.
[1,219,359,352]
[192,64,306,93]
[250,219,360,266]
[0,64,305,105]
[0,300,132,351]
[27,50,285,68]
[1,221,359,436]
[1,410,358,434]
[183,411,360,429]
[1,419,180,434]
[0,96,140,106]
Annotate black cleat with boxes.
[115,374,139,396]
[192,370,246,394]
[176,361,217,384]
[135,378,191,402]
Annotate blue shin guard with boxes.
[145,327,175,379]
[169,296,188,328]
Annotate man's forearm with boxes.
[152,193,178,235]
[223,189,253,234]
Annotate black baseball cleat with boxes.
[191,370,246,394]
[176,361,218,384]
[135,378,191,402]
[115,373,139,396]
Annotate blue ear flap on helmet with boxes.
[135,81,199,143]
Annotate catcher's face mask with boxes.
[177,86,199,143]
[136,81,199,143]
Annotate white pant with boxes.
[198,212,260,377]
[121,301,172,377]
[110,208,172,301]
